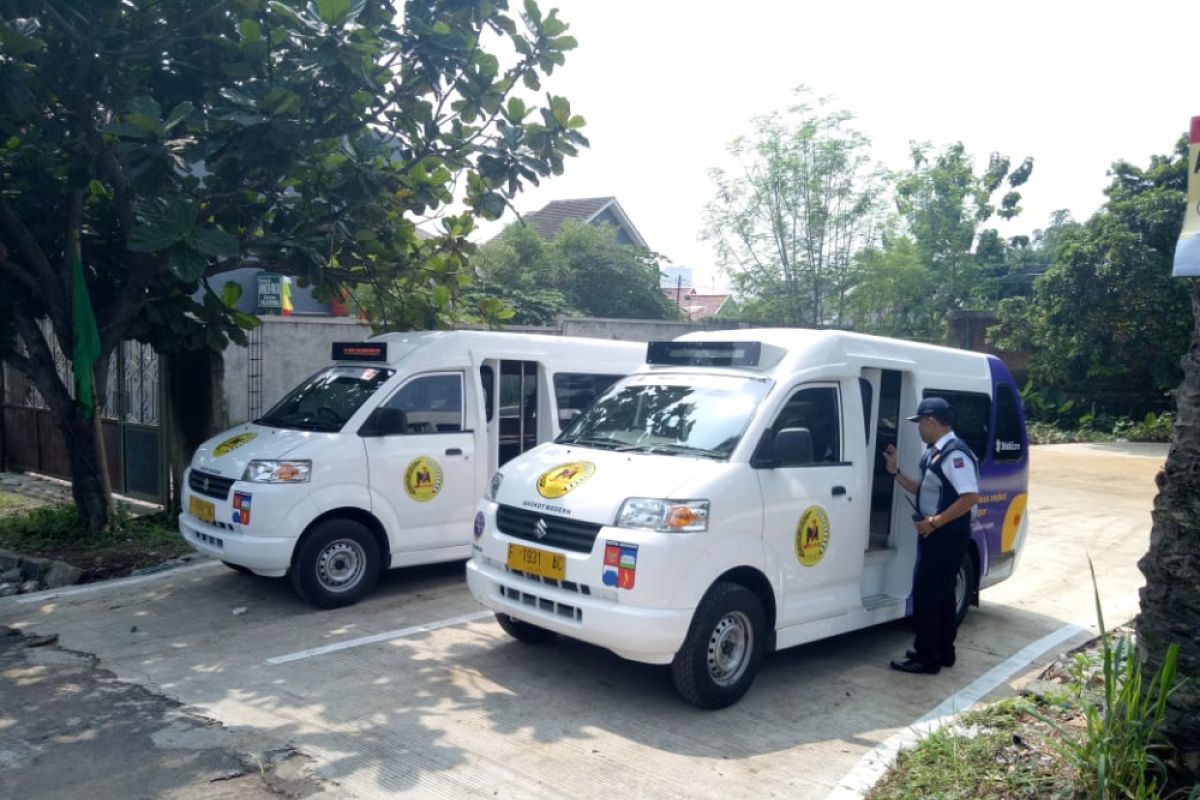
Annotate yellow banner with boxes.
[1174,116,1200,277]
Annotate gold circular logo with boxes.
[214,432,256,457]
[404,456,444,503]
[795,506,831,567]
[1001,493,1028,552]
[536,461,596,499]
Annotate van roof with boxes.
[665,328,993,384]
[338,330,646,372]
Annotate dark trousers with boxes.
[912,516,970,665]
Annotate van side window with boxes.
[382,373,464,434]
[993,384,1024,462]
[858,378,873,445]
[553,373,623,426]
[923,389,990,460]
[772,386,840,463]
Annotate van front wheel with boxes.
[495,613,557,644]
[291,519,380,609]
[671,582,765,709]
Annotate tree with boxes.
[991,142,1191,418]
[893,142,1033,335]
[459,219,678,324]
[0,0,586,533]
[844,234,938,339]
[703,88,884,327]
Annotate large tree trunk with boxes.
[1137,281,1200,784]
[58,408,109,534]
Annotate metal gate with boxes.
[1,324,166,504]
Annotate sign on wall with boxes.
[1174,116,1200,277]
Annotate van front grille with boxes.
[189,470,233,500]
[495,505,602,554]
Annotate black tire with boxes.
[670,582,766,709]
[290,519,380,609]
[954,549,979,626]
[222,561,253,575]
[494,612,557,644]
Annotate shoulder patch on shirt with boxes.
[953,456,965,468]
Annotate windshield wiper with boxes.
[617,442,726,459]
[557,435,625,450]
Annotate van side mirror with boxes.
[358,406,408,437]
[752,427,813,468]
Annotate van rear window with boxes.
[923,390,990,460]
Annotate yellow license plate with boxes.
[189,495,215,524]
[507,543,566,581]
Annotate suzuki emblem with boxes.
[534,518,549,540]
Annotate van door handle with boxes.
[831,485,847,496]
[445,448,462,456]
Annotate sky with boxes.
[469,0,1195,292]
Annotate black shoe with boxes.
[891,657,941,675]
[906,648,956,667]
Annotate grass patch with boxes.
[0,503,190,580]
[868,697,1080,799]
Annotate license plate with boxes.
[189,495,215,524]
[507,543,566,581]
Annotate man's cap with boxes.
[906,397,953,423]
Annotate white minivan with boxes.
[179,331,646,607]
[467,329,1030,707]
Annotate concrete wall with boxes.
[222,316,371,426]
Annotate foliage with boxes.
[1028,562,1184,799]
[703,87,885,327]
[844,233,938,339]
[458,219,678,325]
[0,503,190,576]
[992,139,1191,419]
[0,0,586,532]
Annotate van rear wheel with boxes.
[954,550,979,626]
[671,582,765,709]
[495,613,557,644]
[291,519,380,609]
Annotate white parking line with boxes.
[826,592,1140,800]
[266,610,494,664]
[11,561,221,605]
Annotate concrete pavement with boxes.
[0,443,1168,798]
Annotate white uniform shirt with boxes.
[917,431,980,518]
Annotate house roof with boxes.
[519,197,649,248]
[661,287,730,321]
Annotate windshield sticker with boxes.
[404,456,444,503]
[232,491,252,525]
[795,506,831,567]
[536,461,596,499]
[214,432,256,457]
[1001,493,1028,552]
[602,540,638,590]
[361,368,379,381]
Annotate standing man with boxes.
[883,397,980,675]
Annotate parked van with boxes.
[179,331,646,607]
[467,329,1029,707]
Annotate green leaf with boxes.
[239,19,262,41]
[505,96,526,121]
[221,281,243,307]
[432,21,451,35]
[128,225,181,253]
[127,96,162,132]
[169,246,208,282]
[191,228,239,258]
[160,101,194,134]
[316,0,352,26]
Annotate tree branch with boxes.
[0,196,68,323]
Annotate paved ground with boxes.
[0,443,1168,799]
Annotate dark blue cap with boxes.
[906,397,953,423]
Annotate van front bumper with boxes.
[466,554,692,665]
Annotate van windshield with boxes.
[558,374,772,459]
[258,366,394,432]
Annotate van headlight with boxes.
[616,498,709,532]
[242,460,311,483]
[485,471,504,501]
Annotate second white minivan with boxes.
[179,331,645,607]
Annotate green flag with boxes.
[70,249,101,418]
